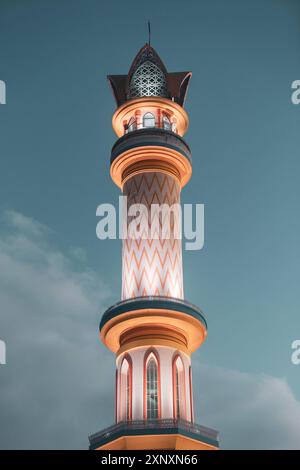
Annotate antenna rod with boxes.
[148,20,151,46]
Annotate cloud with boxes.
[0,210,299,449]
[193,362,300,449]
[0,210,114,449]
[2,210,50,238]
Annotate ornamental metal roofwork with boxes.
[107,43,192,107]
[128,60,167,99]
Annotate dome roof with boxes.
[127,44,168,99]
[128,60,167,98]
[107,43,192,107]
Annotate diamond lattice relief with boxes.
[129,61,167,98]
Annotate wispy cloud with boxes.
[193,362,300,449]
[0,210,114,449]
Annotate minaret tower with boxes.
[89,44,219,450]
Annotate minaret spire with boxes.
[147,20,151,46]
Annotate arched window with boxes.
[120,356,132,421]
[162,113,172,131]
[143,112,155,128]
[144,350,160,419]
[127,117,137,133]
[173,355,186,420]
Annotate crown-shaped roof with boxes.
[127,43,168,79]
[107,43,191,108]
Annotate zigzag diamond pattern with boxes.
[122,172,184,300]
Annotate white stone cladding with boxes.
[116,346,193,423]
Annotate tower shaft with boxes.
[122,171,183,299]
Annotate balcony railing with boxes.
[125,122,175,134]
[100,296,207,332]
[89,418,219,449]
[110,128,191,166]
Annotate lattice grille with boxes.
[129,61,167,98]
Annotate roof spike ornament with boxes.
[147,20,151,46]
[89,42,220,450]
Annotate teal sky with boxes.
[0,0,300,449]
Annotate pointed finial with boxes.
[147,20,151,46]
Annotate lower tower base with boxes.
[89,419,219,450]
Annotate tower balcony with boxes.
[111,127,191,164]
[110,128,192,189]
[111,97,190,138]
[89,418,219,450]
[100,296,207,355]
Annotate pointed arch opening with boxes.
[144,349,161,420]
[143,112,155,128]
[127,116,137,133]
[162,113,172,131]
[172,354,186,420]
[120,355,132,422]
